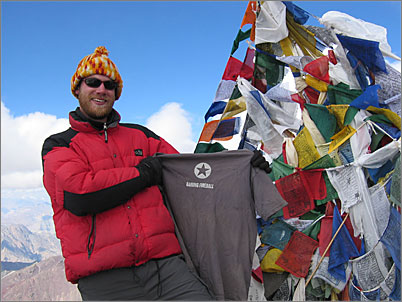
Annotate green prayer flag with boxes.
[344,106,359,126]
[305,103,337,143]
[365,113,394,126]
[231,28,251,56]
[302,219,322,241]
[370,131,386,152]
[303,154,336,170]
[254,49,285,88]
[327,82,362,105]
[194,142,226,153]
[270,158,295,181]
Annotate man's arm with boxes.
[42,136,161,216]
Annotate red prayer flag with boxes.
[300,170,326,200]
[328,49,337,65]
[303,86,320,104]
[291,93,306,110]
[303,56,330,83]
[275,231,319,278]
[222,56,243,81]
[318,202,362,257]
[275,171,315,219]
[239,47,255,80]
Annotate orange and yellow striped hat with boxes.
[71,46,123,100]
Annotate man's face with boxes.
[75,74,116,122]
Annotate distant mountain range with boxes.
[1,255,81,301]
[1,224,61,264]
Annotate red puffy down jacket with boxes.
[42,108,182,283]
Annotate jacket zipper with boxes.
[87,214,97,259]
[103,123,108,143]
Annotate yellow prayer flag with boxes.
[328,125,357,153]
[327,104,350,129]
[260,248,285,273]
[293,127,321,168]
[367,106,401,130]
[221,96,247,120]
[305,74,328,92]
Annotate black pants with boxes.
[78,255,214,301]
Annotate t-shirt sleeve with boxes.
[251,167,287,220]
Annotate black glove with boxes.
[136,156,163,187]
[251,150,271,173]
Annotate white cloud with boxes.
[1,101,197,189]
[1,102,69,189]
[145,102,197,153]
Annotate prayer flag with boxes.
[327,82,362,105]
[214,80,236,102]
[231,28,251,56]
[366,106,401,130]
[255,1,288,44]
[303,56,330,83]
[239,47,255,80]
[275,230,318,278]
[328,125,357,153]
[194,142,226,154]
[305,75,328,92]
[275,171,316,219]
[221,97,247,120]
[327,104,351,128]
[293,127,321,168]
[328,205,360,282]
[282,2,309,25]
[380,206,401,270]
[212,117,241,140]
[349,85,381,110]
[240,1,257,41]
[254,48,286,91]
[337,34,387,73]
[260,248,285,273]
[260,219,296,250]
[204,101,227,122]
[222,56,243,81]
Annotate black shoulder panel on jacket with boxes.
[42,128,78,159]
[119,123,161,140]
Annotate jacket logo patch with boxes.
[194,162,211,179]
[134,149,143,156]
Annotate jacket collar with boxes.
[69,107,121,132]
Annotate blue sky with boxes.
[2,2,400,122]
[1,1,401,190]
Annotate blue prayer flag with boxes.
[380,206,401,270]
[204,101,227,122]
[337,35,387,74]
[349,85,381,109]
[328,206,360,281]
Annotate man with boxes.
[42,46,270,301]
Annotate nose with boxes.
[95,82,108,93]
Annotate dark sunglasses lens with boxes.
[85,78,102,88]
[84,78,116,90]
[103,81,117,90]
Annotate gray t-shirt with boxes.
[158,150,287,300]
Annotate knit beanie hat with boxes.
[71,46,123,100]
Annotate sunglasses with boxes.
[84,78,118,90]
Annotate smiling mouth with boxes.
[92,98,107,104]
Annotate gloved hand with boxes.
[251,150,271,173]
[136,156,163,187]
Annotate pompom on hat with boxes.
[71,46,123,100]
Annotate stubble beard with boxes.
[78,97,115,122]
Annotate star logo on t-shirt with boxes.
[194,162,212,179]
